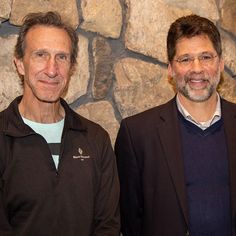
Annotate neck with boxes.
[177,92,218,123]
[19,97,65,123]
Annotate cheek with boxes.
[172,69,187,81]
[60,68,72,80]
[24,62,45,76]
[170,64,187,78]
[208,67,220,77]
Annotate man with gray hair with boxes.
[0,11,120,236]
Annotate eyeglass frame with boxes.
[173,52,218,67]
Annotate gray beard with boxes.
[175,69,221,103]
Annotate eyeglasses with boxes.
[174,53,218,67]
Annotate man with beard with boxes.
[115,14,236,236]
[0,11,119,236]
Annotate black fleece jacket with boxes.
[0,96,120,236]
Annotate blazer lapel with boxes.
[222,99,236,233]
[156,98,189,226]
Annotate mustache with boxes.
[184,72,209,82]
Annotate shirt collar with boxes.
[176,93,221,130]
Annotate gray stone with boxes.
[0,35,23,111]
[219,0,224,8]
[81,0,122,38]
[165,0,219,21]
[220,0,236,36]
[92,37,113,100]
[10,0,79,28]
[221,30,236,75]
[63,35,90,104]
[114,58,175,118]
[0,0,12,21]
[218,72,236,103]
[76,101,119,146]
[125,0,192,63]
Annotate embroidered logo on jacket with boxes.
[73,147,90,161]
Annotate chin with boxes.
[37,95,61,104]
[187,91,212,102]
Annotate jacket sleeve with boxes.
[0,134,13,236]
[115,120,143,236]
[0,182,12,236]
[93,131,120,236]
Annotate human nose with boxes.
[45,57,59,77]
[190,57,204,72]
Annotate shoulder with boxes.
[221,98,236,107]
[0,97,22,131]
[79,113,109,137]
[0,104,11,131]
[121,98,176,129]
[221,98,236,113]
[116,98,177,143]
[0,111,4,130]
[64,102,110,142]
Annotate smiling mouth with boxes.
[189,78,207,83]
[39,80,60,85]
[187,79,208,89]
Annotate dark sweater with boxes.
[179,113,232,236]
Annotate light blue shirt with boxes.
[22,117,64,169]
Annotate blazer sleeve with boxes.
[115,119,143,236]
[93,131,120,236]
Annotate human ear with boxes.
[14,57,25,76]
[167,63,174,78]
[219,58,224,73]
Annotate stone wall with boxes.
[0,0,236,144]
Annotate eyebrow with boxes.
[32,49,71,56]
[176,51,215,57]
